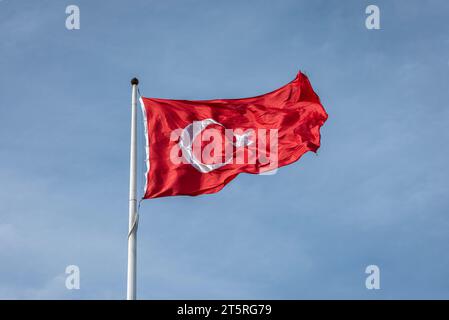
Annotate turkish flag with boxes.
[140,71,328,199]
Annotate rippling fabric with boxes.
[140,71,328,199]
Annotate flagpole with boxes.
[127,77,139,300]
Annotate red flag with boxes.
[140,71,328,199]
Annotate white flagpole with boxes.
[127,77,139,300]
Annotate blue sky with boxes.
[1,0,449,299]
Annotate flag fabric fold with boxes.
[139,71,328,199]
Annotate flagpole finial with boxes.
[131,78,139,86]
